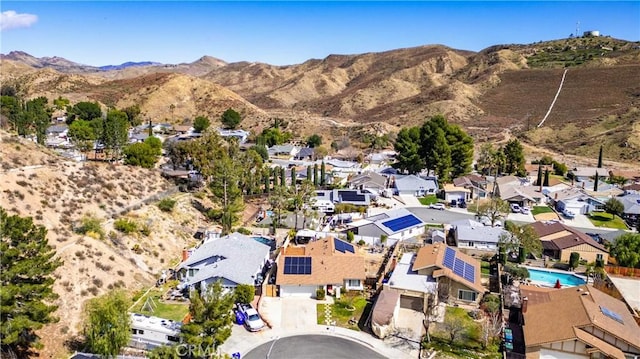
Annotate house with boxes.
[129,313,181,350]
[276,237,366,298]
[524,164,554,178]
[619,193,640,224]
[495,176,544,207]
[46,124,68,137]
[521,285,640,359]
[552,190,606,215]
[442,183,471,204]
[173,125,193,135]
[409,243,485,304]
[569,167,610,182]
[393,175,438,196]
[452,174,488,200]
[177,232,271,292]
[384,252,438,311]
[293,147,315,161]
[313,189,371,207]
[268,144,299,158]
[218,129,249,143]
[610,169,640,184]
[530,221,609,263]
[344,208,426,245]
[448,219,508,251]
[622,183,640,195]
[129,132,149,143]
[349,171,388,194]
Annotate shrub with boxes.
[114,218,138,234]
[236,227,252,235]
[157,198,176,212]
[234,284,255,304]
[316,288,326,300]
[76,215,105,239]
[357,239,366,246]
[346,231,354,243]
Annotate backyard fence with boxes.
[605,265,640,278]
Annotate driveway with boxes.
[398,195,423,207]
[561,212,597,229]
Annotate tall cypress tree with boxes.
[536,162,543,186]
[320,161,326,186]
[543,168,550,187]
[280,166,286,187]
[594,171,599,192]
[313,163,319,187]
[597,146,603,168]
[306,166,312,183]
[290,167,296,189]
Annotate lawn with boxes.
[419,195,438,206]
[317,293,368,330]
[131,286,190,322]
[424,307,501,359]
[481,261,490,276]
[588,213,628,229]
[532,206,554,216]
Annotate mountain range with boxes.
[1,36,639,164]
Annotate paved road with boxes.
[243,335,387,359]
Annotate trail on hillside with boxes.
[537,69,568,128]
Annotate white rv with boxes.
[129,313,182,350]
[311,199,335,213]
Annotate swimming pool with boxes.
[252,236,275,250]
[526,267,586,287]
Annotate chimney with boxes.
[182,248,189,262]
[522,296,528,313]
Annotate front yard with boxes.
[531,206,553,216]
[317,292,369,330]
[419,195,439,206]
[588,213,628,229]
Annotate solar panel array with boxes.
[600,306,624,324]
[334,238,355,253]
[339,191,365,202]
[283,256,312,275]
[381,214,422,232]
[442,247,476,283]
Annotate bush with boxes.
[569,252,580,270]
[157,198,176,212]
[346,231,354,243]
[316,288,326,300]
[114,219,138,234]
[236,227,252,235]
[357,239,366,246]
[234,284,255,304]
[76,215,105,239]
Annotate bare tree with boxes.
[476,197,510,227]
[480,310,502,349]
[442,313,466,345]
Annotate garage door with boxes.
[280,285,316,297]
[400,295,423,311]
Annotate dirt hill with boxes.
[0,133,208,358]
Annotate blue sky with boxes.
[1,1,639,66]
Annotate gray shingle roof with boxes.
[394,175,438,192]
[178,232,270,286]
[450,219,507,244]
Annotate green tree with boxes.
[102,110,130,160]
[393,126,423,174]
[194,115,211,133]
[503,138,526,176]
[122,105,142,126]
[446,124,474,178]
[431,128,452,182]
[597,145,603,168]
[500,222,542,260]
[68,120,96,159]
[1,95,21,132]
[144,136,163,156]
[553,161,568,176]
[209,148,245,234]
[147,345,182,359]
[442,312,467,345]
[258,127,292,147]
[609,233,640,268]
[306,166,312,183]
[603,198,624,219]
[292,180,315,229]
[477,143,498,175]
[346,231,355,243]
[313,163,319,187]
[220,108,241,129]
[0,208,63,357]
[181,281,234,352]
[594,171,599,191]
[280,166,286,187]
[234,284,255,304]
[569,252,580,270]
[53,96,70,110]
[290,167,297,189]
[320,161,326,186]
[24,97,52,145]
[123,142,159,168]
[84,290,131,357]
[250,145,268,161]
[477,198,510,227]
[68,101,102,124]
[543,168,550,187]
[306,134,322,148]
[164,140,193,170]
[536,163,543,186]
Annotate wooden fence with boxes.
[605,265,640,278]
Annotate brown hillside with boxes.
[0,134,205,358]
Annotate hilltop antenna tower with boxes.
[576,21,580,37]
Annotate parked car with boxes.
[236,303,265,332]
[520,206,531,215]
[429,203,446,210]
[510,203,521,213]
[562,209,576,219]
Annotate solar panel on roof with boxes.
[443,247,455,270]
[600,306,624,324]
[340,191,365,202]
[344,242,355,253]
[463,263,475,283]
[283,256,312,275]
[381,214,422,232]
[334,238,344,253]
[454,258,465,277]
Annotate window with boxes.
[347,279,361,287]
[458,290,477,302]
[596,254,603,261]
[132,329,145,335]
